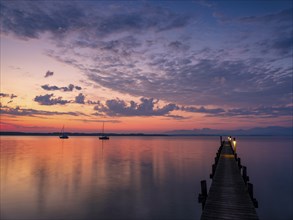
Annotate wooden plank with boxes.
[201,142,258,220]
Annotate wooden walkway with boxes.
[200,141,259,220]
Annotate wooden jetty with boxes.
[198,138,259,220]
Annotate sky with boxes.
[0,0,292,133]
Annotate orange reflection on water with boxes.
[0,136,219,220]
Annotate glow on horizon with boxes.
[0,0,292,133]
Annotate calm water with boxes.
[0,136,292,220]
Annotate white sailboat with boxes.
[99,122,109,140]
[59,125,69,139]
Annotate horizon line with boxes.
[0,131,291,137]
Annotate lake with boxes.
[0,136,292,220]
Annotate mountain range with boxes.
[166,126,293,136]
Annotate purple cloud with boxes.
[0,93,9,97]
[207,105,293,118]
[34,94,70,105]
[0,1,191,39]
[181,106,225,114]
[0,105,84,117]
[1,0,291,123]
[75,93,85,104]
[10,94,17,99]
[0,93,17,103]
[95,97,179,117]
[41,84,82,92]
[44,70,54,78]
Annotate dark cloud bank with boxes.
[93,97,292,119]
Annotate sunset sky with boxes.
[0,0,292,133]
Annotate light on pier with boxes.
[233,138,237,153]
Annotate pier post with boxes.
[248,183,254,201]
[215,157,218,165]
[248,183,254,199]
[247,183,258,207]
[237,157,242,169]
[201,180,207,197]
[198,180,208,209]
[242,166,249,183]
[210,164,216,179]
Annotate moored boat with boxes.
[99,122,109,140]
[59,125,69,139]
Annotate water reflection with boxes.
[236,136,293,220]
[0,136,292,220]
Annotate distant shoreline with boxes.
[0,132,291,137]
[0,132,164,136]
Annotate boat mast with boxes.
[61,125,64,134]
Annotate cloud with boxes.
[92,97,292,119]
[271,37,292,55]
[237,9,292,58]
[0,1,85,39]
[75,93,85,104]
[0,105,84,117]
[10,94,17,99]
[34,92,99,106]
[212,12,230,23]
[0,1,191,39]
[0,93,17,103]
[181,106,225,114]
[0,121,54,130]
[71,119,121,124]
[0,93,9,97]
[95,97,179,117]
[44,70,54,78]
[47,11,291,108]
[1,0,291,116]
[63,84,75,92]
[213,8,292,27]
[34,94,70,105]
[168,41,189,51]
[238,9,292,24]
[41,84,82,92]
[41,84,59,91]
[0,93,16,99]
[92,112,104,117]
[256,37,293,56]
[87,100,100,105]
[85,55,292,107]
[195,0,215,8]
[34,92,92,106]
[207,105,293,118]
[0,93,10,98]
[164,114,189,120]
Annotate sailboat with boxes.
[99,122,109,140]
[59,125,69,139]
